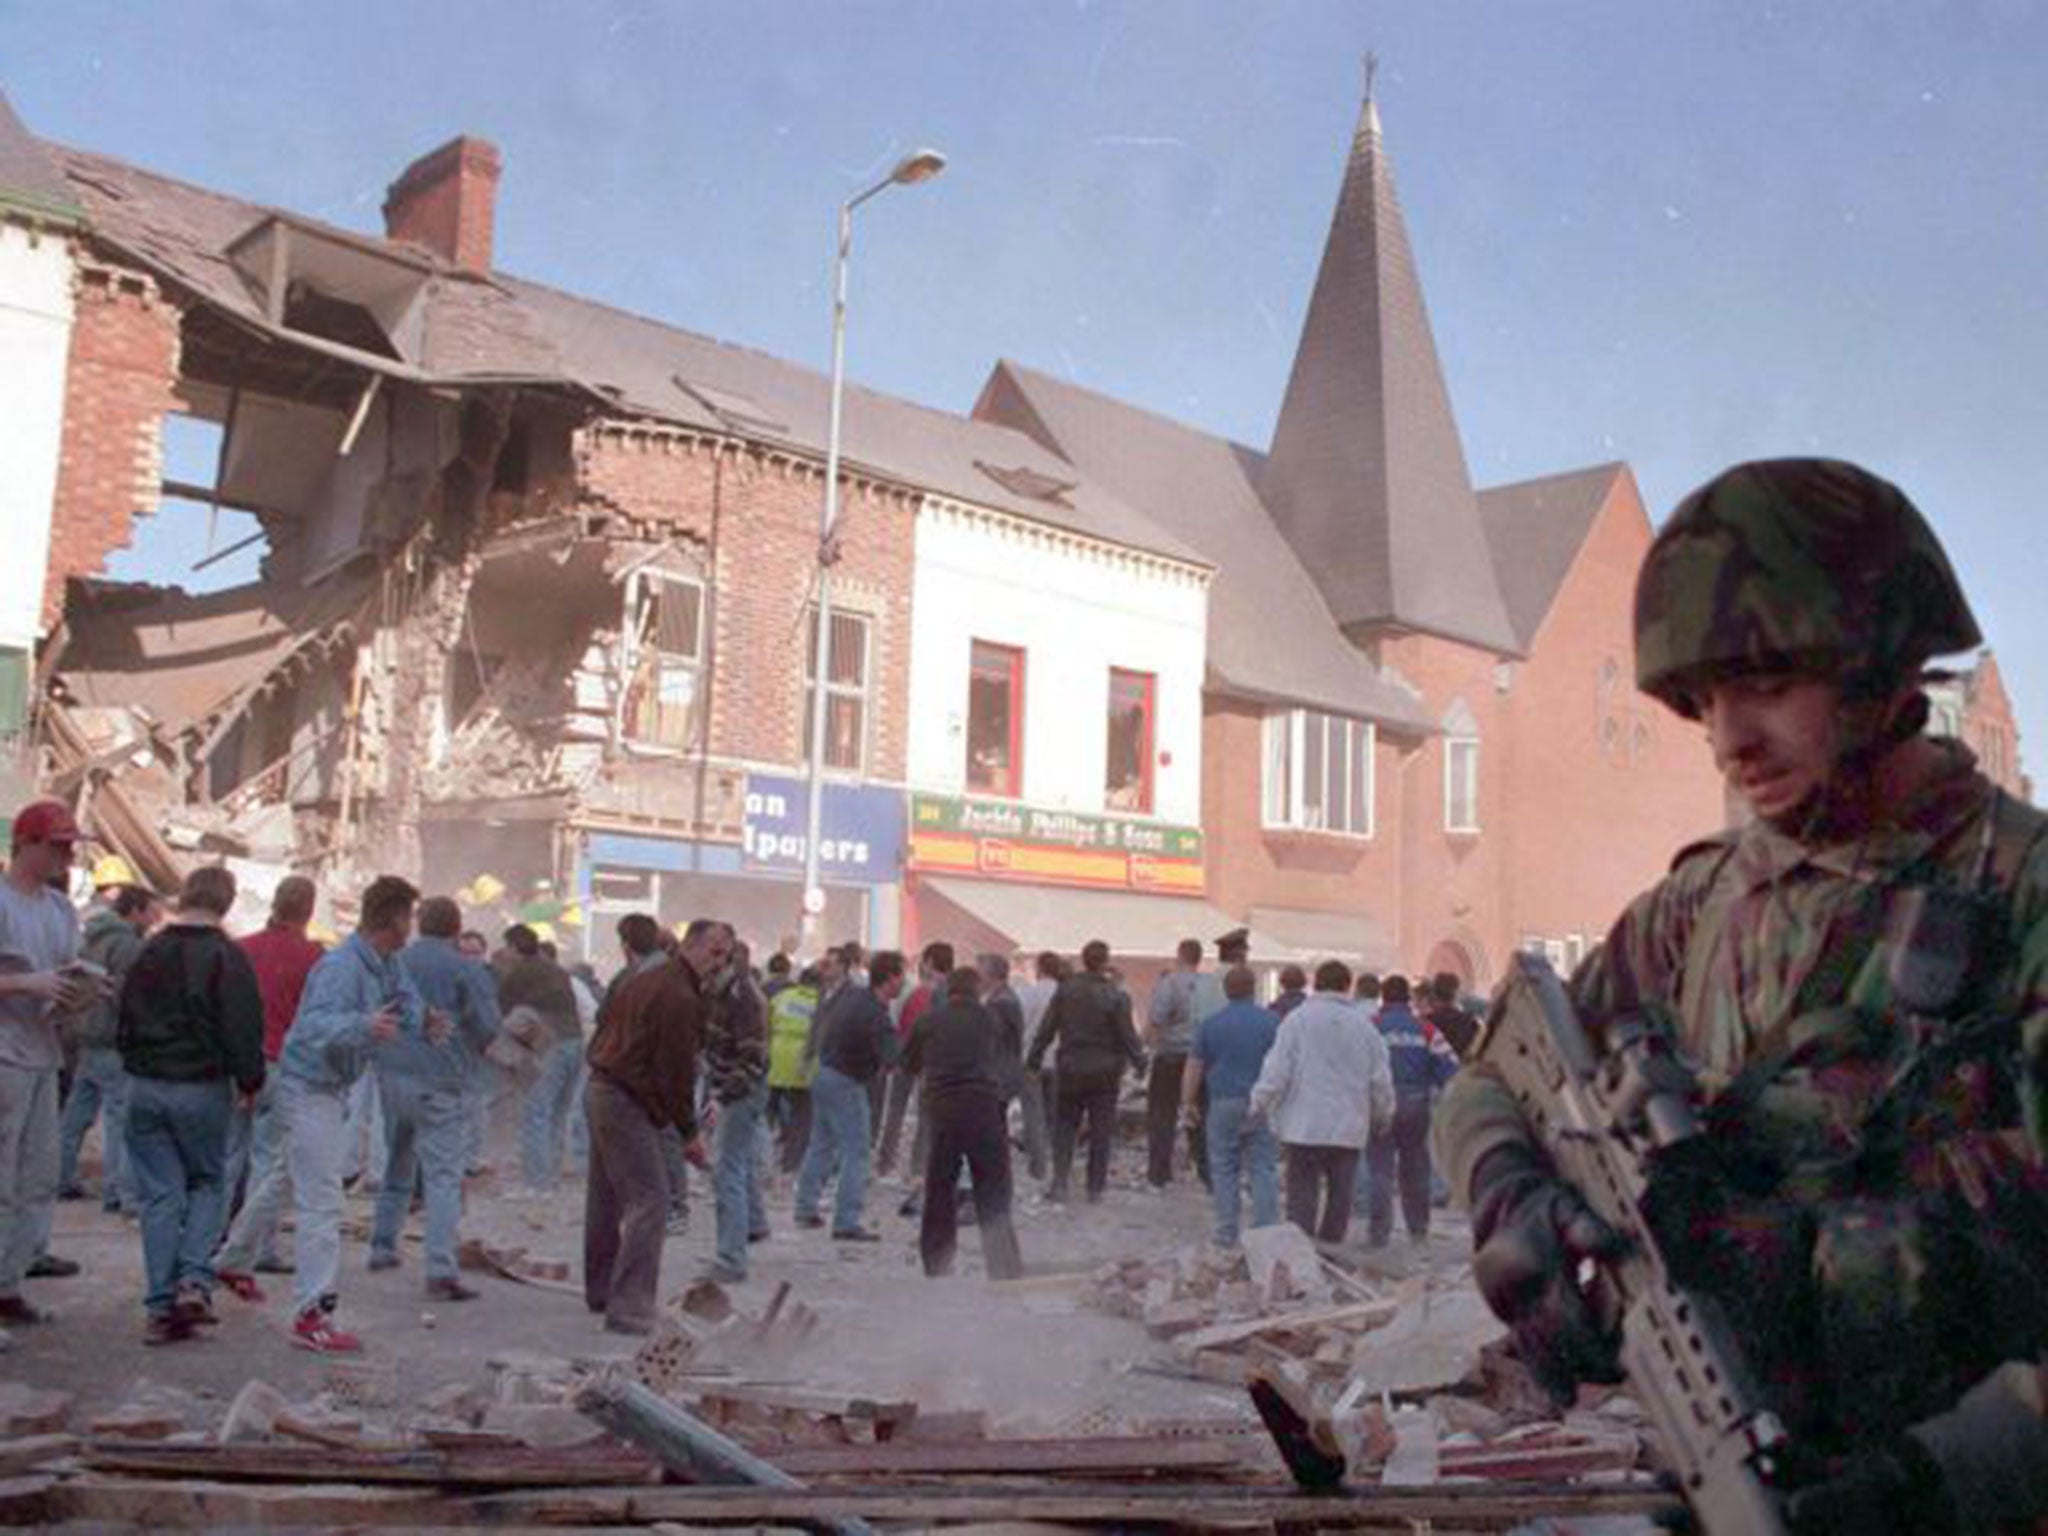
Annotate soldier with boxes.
[1438,459,2048,1533]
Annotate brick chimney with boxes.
[382,136,502,274]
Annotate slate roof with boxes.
[501,275,1208,566]
[1260,97,1519,655]
[42,142,1205,573]
[977,359,1431,732]
[1476,462,1626,649]
[0,91,80,224]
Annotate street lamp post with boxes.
[799,148,946,955]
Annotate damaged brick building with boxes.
[10,84,2027,982]
[14,103,1207,956]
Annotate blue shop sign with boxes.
[741,774,904,884]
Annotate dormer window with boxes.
[226,216,431,365]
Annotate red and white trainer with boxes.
[289,1307,362,1354]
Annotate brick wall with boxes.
[1375,631,1513,981]
[45,262,181,629]
[1201,695,1409,955]
[1495,471,1725,961]
[576,426,915,783]
[1199,476,1726,989]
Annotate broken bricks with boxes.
[0,1384,71,1437]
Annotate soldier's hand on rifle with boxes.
[1468,1142,1626,1406]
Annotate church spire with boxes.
[1260,78,1518,655]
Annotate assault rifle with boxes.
[1481,953,1791,1535]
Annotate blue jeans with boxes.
[58,1046,132,1211]
[343,1072,386,1191]
[713,1081,769,1274]
[794,1066,870,1234]
[522,1039,584,1189]
[461,1061,495,1173]
[215,1076,286,1272]
[1204,1094,1278,1247]
[371,1073,466,1282]
[124,1076,232,1315]
[284,1074,351,1314]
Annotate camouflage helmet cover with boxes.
[1634,458,1981,718]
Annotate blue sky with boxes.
[7,0,2043,779]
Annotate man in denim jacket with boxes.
[278,876,419,1352]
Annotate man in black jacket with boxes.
[117,866,266,1344]
[794,951,905,1241]
[1025,940,1145,1204]
[904,966,1023,1278]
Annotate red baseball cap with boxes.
[10,800,81,849]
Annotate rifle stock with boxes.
[1482,953,1791,1535]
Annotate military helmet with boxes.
[1634,458,1980,718]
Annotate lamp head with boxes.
[889,148,947,186]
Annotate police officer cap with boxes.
[1214,927,1250,955]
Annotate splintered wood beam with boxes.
[339,373,384,457]
[160,480,278,519]
[21,1473,1687,1529]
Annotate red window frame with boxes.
[1106,668,1156,814]
[966,640,1025,798]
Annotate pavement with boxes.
[5,1127,1471,1437]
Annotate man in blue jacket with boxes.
[1365,974,1457,1248]
[377,894,499,1302]
[278,875,419,1352]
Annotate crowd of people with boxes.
[0,797,1481,1353]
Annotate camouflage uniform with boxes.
[1440,460,2048,1511]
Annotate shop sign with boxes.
[741,774,905,883]
[908,793,1205,895]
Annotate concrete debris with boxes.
[216,1379,364,1449]
[0,1383,72,1436]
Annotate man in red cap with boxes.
[0,801,97,1336]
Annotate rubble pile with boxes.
[0,1247,1679,1531]
[1094,1224,1655,1495]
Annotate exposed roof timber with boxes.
[92,225,612,411]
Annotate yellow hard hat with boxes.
[470,873,506,905]
[560,901,585,929]
[531,920,557,945]
[90,854,138,890]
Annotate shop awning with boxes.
[919,876,1283,961]
[1246,905,1398,970]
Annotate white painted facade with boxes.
[907,497,1210,823]
[0,219,74,653]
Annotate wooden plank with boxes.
[84,1439,656,1487]
[773,1435,1250,1478]
[1432,1438,1640,1483]
[39,1473,1685,1529]
[1177,1298,1400,1354]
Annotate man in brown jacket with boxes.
[581,918,731,1334]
